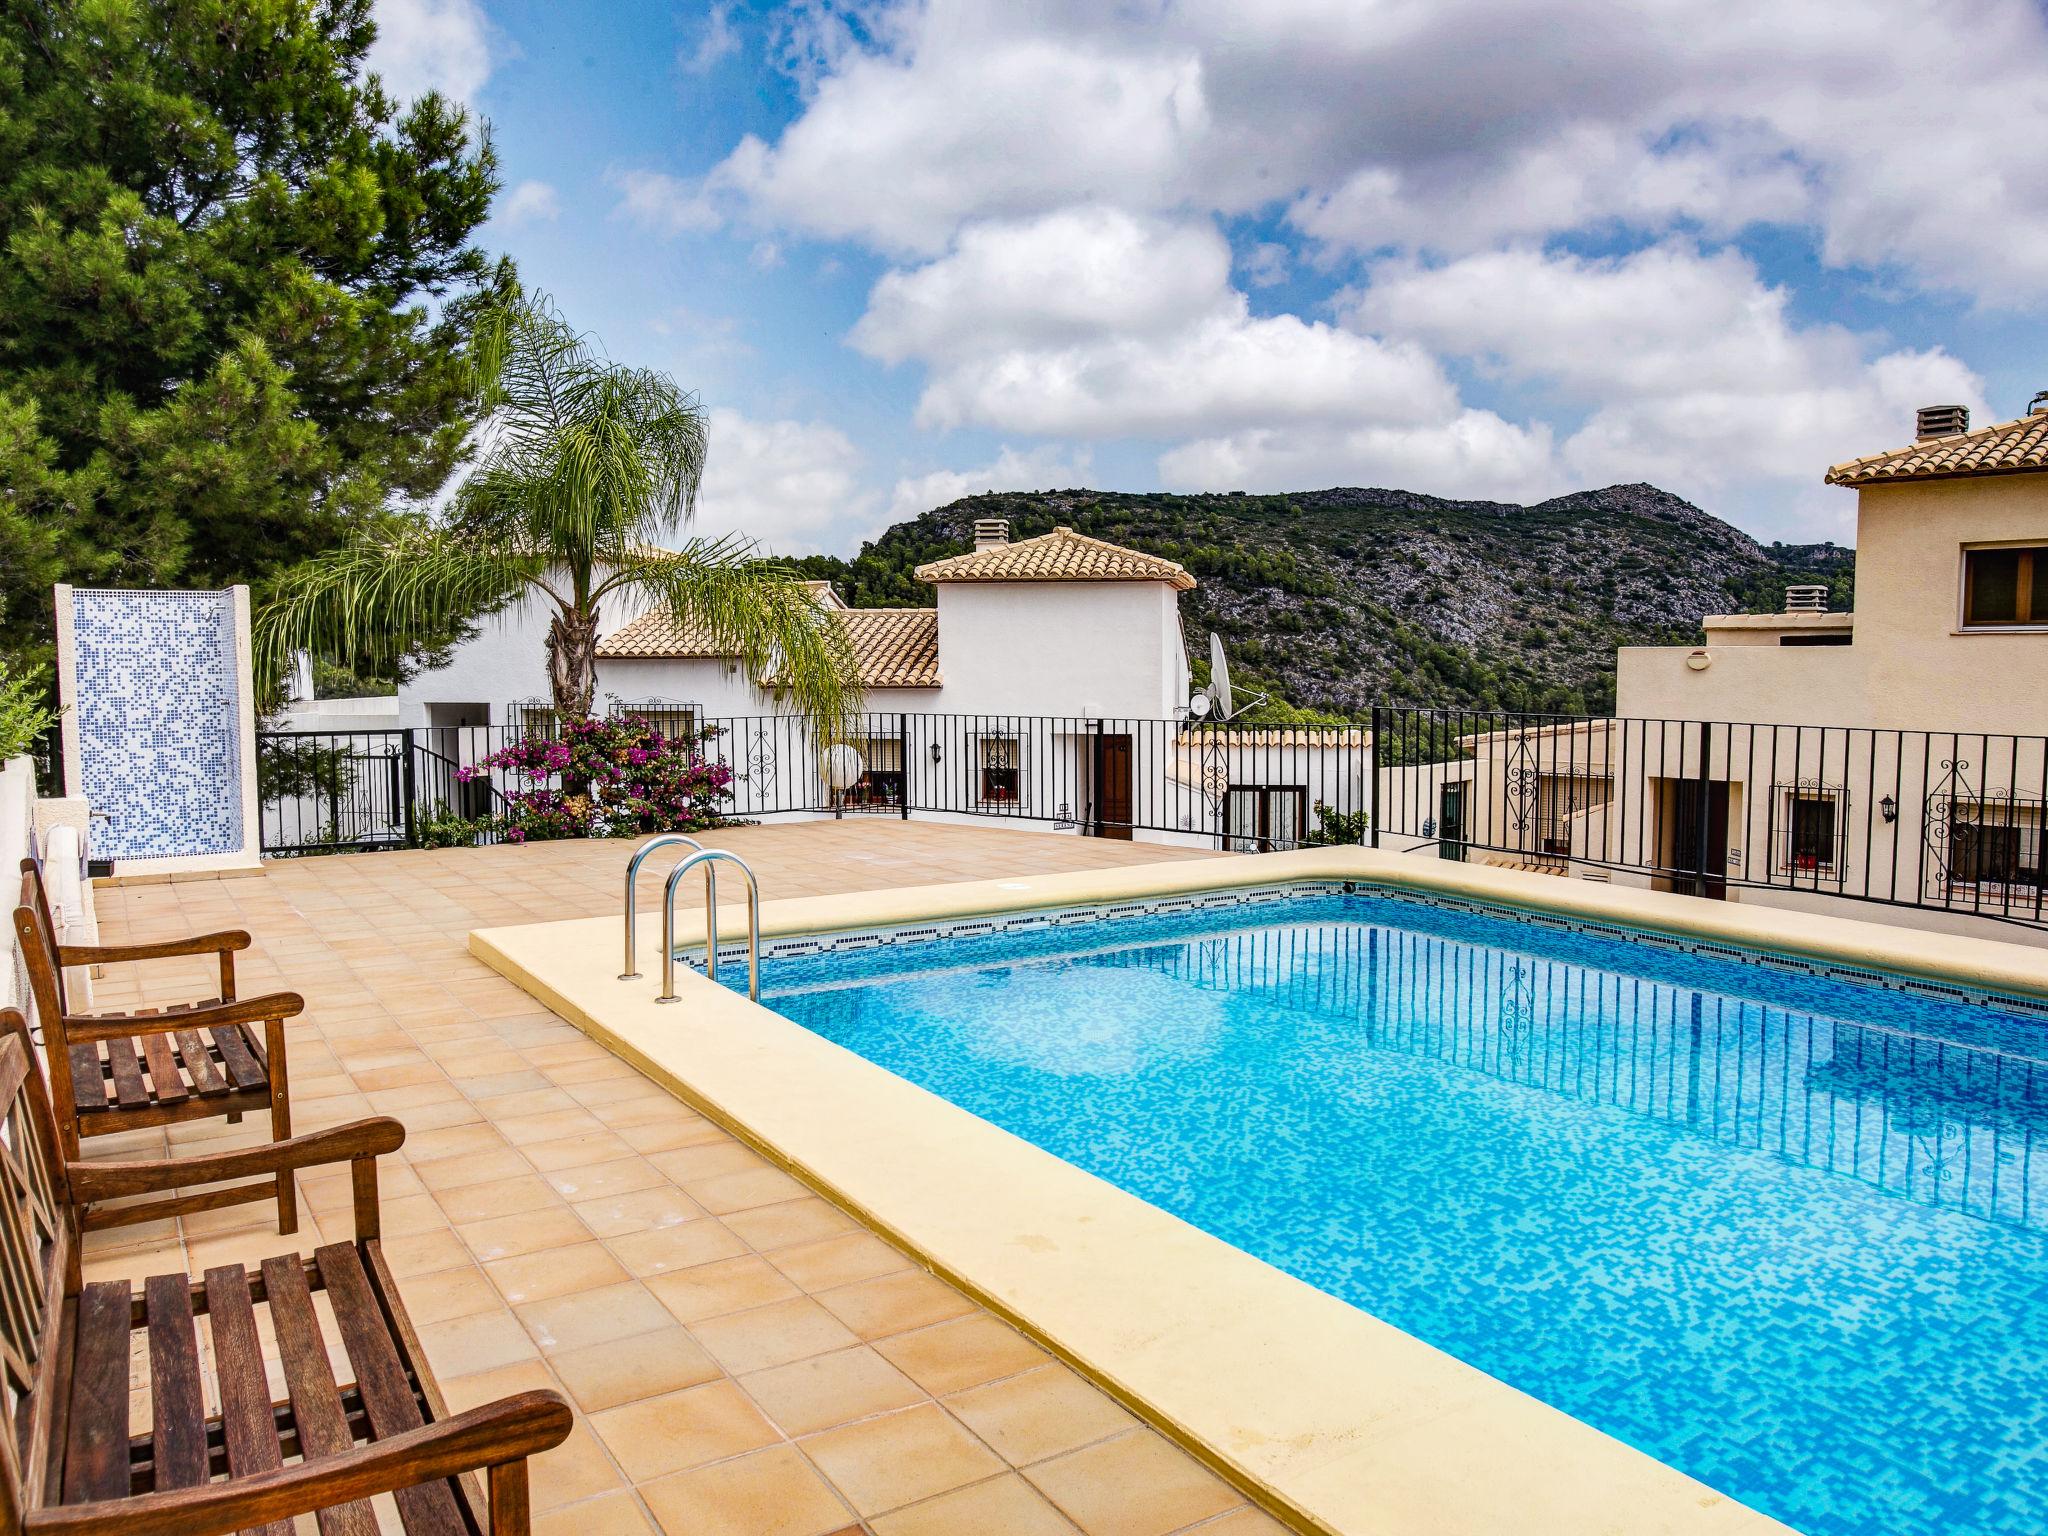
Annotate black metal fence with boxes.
[254,703,2048,935]
[1371,707,2048,933]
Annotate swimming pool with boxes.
[739,889,2048,1536]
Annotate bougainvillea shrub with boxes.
[459,715,734,842]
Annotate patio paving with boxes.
[75,821,1288,1536]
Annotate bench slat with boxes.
[66,1045,104,1114]
[138,1034,189,1108]
[104,1039,148,1109]
[63,1281,132,1503]
[260,1255,380,1536]
[210,1026,269,1093]
[173,1029,229,1096]
[316,1244,469,1536]
[202,1264,294,1536]
[144,1273,208,1490]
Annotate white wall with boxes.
[932,582,1182,716]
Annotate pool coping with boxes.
[470,846,2048,1535]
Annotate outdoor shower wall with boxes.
[56,585,261,873]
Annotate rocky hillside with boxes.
[792,485,1855,717]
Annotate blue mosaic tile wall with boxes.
[71,589,244,859]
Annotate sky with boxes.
[367,0,2048,556]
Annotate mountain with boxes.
[791,485,1855,718]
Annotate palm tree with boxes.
[255,293,859,730]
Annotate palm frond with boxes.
[600,542,863,740]
[254,527,547,701]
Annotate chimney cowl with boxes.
[1915,404,1970,440]
[1783,584,1828,614]
[973,518,1010,551]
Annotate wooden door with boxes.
[1097,734,1133,840]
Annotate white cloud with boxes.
[368,0,493,103]
[1351,243,1986,506]
[680,3,742,75]
[692,408,879,553]
[714,0,2048,298]
[1240,242,1290,289]
[852,206,1461,440]
[500,180,560,224]
[610,169,721,235]
[1159,411,1560,503]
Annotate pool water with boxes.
[738,892,2048,1536]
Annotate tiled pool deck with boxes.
[78,822,1289,1536]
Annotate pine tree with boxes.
[0,0,510,662]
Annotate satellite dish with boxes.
[820,743,866,791]
[1208,633,1234,721]
[1186,692,1212,720]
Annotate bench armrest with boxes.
[67,1118,405,1233]
[25,1390,573,1536]
[60,930,251,965]
[60,992,304,1044]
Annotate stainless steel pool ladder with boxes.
[620,833,706,979]
[658,849,760,1004]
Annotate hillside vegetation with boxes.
[793,485,1854,718]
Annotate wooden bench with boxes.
[14,860,304,1234]
[0,1006,573,1536]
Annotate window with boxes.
[978,737,1020,803]
[842,736,906,809]
[1941,799,2045,893]
[1774,785,1845,876]
[1962,545,2048,627]
[1227,786,1307,852]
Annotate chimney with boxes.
[1783,585,1828,614]
[1915,404,1969,440]
[973,518,1010,551]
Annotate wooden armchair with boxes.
[0,1008,574,1536]
[14,860,304,1234]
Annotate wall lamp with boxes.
[1879,794,1898,824]
[929,742,943,766]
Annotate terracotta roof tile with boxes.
[914,526,1197,590]
[1825,412,2048,486]
[597,607,941,688]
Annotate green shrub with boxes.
[0,661,59,762]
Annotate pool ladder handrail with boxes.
[659,848,761,1004]
[620,833,706,979]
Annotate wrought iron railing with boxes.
[252,704,2048,933]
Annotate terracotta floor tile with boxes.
[944,1365,1137,1466]
[1022,1431,1238,1536]
[616,1117,728,1155]
[720,1197,860,1253]
[435,1173,564,1225]
[571,1184,705,1238]
[684,1167,810,1216]
[532,1489,657,1536]
[532,1422,630,1511]
[590,1379,781,1482]
[524,1129,638,1172]
[486,1241,631,1305]
[1179,1508,1286,1534]
[607,1219,749,1277]
[378,1228,476,1279]
[875,1315,1049,1396]
[807,1270,975,1342]
[765,1233,913,1293]
[517,1280,677,1353]
[415,1307,541,1377]
[545,1156,667,1204]
[458,1206,595,1262]
[799,1403,1005,1516]
[645,1256,800,1324]
[394,1264,504,1326]
[639,1445,853,1536]
[650,1142,768,1184]
[738,1345,925,1437]
[549,1325,722,1412]
[436,1358,562,1413]
[402,1122,508,1162]
[414,1147,535,1192]
[688,1296,861,1375]
[870,1474,1081,1536]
